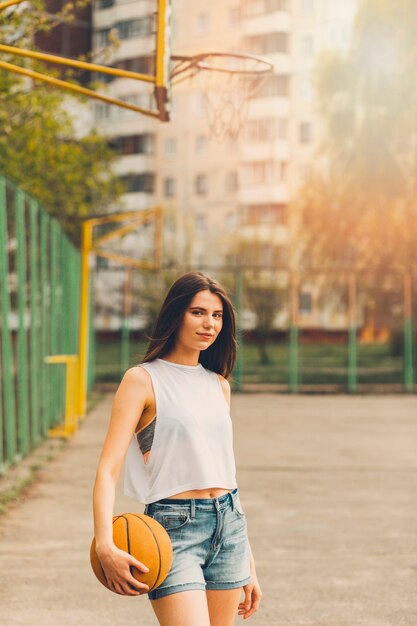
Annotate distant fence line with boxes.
[91,264,415,393]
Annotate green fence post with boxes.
[73,250,81,355]
[39,210,50,437]
[235,268,244,391]
[120,268,132,378]
[15,189,30,457]
[403,272,413,392]
[49,219,60,428]
[56,226,65,419]
[120,318,130,377]
[289,273,299,392]
[348,273,357,393]
[0,177,17,467]
[87,271,95,392]
[289,325,299,392]
[29,199,41,447]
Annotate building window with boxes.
[96,255,109,269]
[116,56,154,74]
[244,161,286,184]
[98,0,114,9]
[300,0,315,16]
[298,75,313,102]
[228,6,241,25]
[300,35,314,58]
[195,134,208,154]
[95,102,110,122]
[243,0,288,16]
[245,118,287,142]
[94,28,111,48]
[225,171,238,193]
[194,93,206,117]
[165,214,176,231]
[195,214,207,232]
[108,134,155,155]
[300,122,313,143]
[196,13,209,35]
[120,173,155,193]
[226,212,238,232]
[163,177,176,198]
[95,93,155,122]
[300,162,312,179]
[117,16,153,40]
[278,119,287,139]
[93,56,154,84]
[164,137,177,159]
[299,292,312,314]
[255,74,290,98]
[245,204,286,225]
[244,32,289,55]
[195,174,208,196]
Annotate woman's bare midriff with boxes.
[166,488,233,499]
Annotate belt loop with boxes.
[229,491,235,512]
[190,499,195,519]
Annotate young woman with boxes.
[92,271,262,626]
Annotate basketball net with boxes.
[170,53,273,143]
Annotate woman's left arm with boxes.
[218,374,263,618]
[238,538,263,619]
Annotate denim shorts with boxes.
[144,488,252,600]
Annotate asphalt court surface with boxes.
[0,392,416,625]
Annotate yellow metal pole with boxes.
[156,0,167,88]
[155,0,170,121]
[45,355,79,438]
[0,0,24,9]
[0,60,160,118]
[93,250,157,268]
[0,43,155,84]
[155,207,163,268]
[88,210,156,226]
[77,209,163,415]
[78,221,92,418]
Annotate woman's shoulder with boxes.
[213,372,231,406]
[122,364,154,386]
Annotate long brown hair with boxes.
[140,271,237,378]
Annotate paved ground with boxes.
[0,392,416,626]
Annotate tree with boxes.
[0,2,123,247]
[296,0,417,273]
[230,236,286,364]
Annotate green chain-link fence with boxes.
[0,175,87,474]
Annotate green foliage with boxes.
[297,0,417,274]
[0,1,123,247]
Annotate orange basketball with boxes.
[90,513,173,593]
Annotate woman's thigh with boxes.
[206,587,244,626]
[150,589,211,626]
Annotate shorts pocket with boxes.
[152,510,191,531]
[234,496,246,518]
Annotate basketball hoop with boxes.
[170,52,274,142]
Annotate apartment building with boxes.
[91,0,360,327]
[35,0,92,85]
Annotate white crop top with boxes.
[123,358,238,504]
